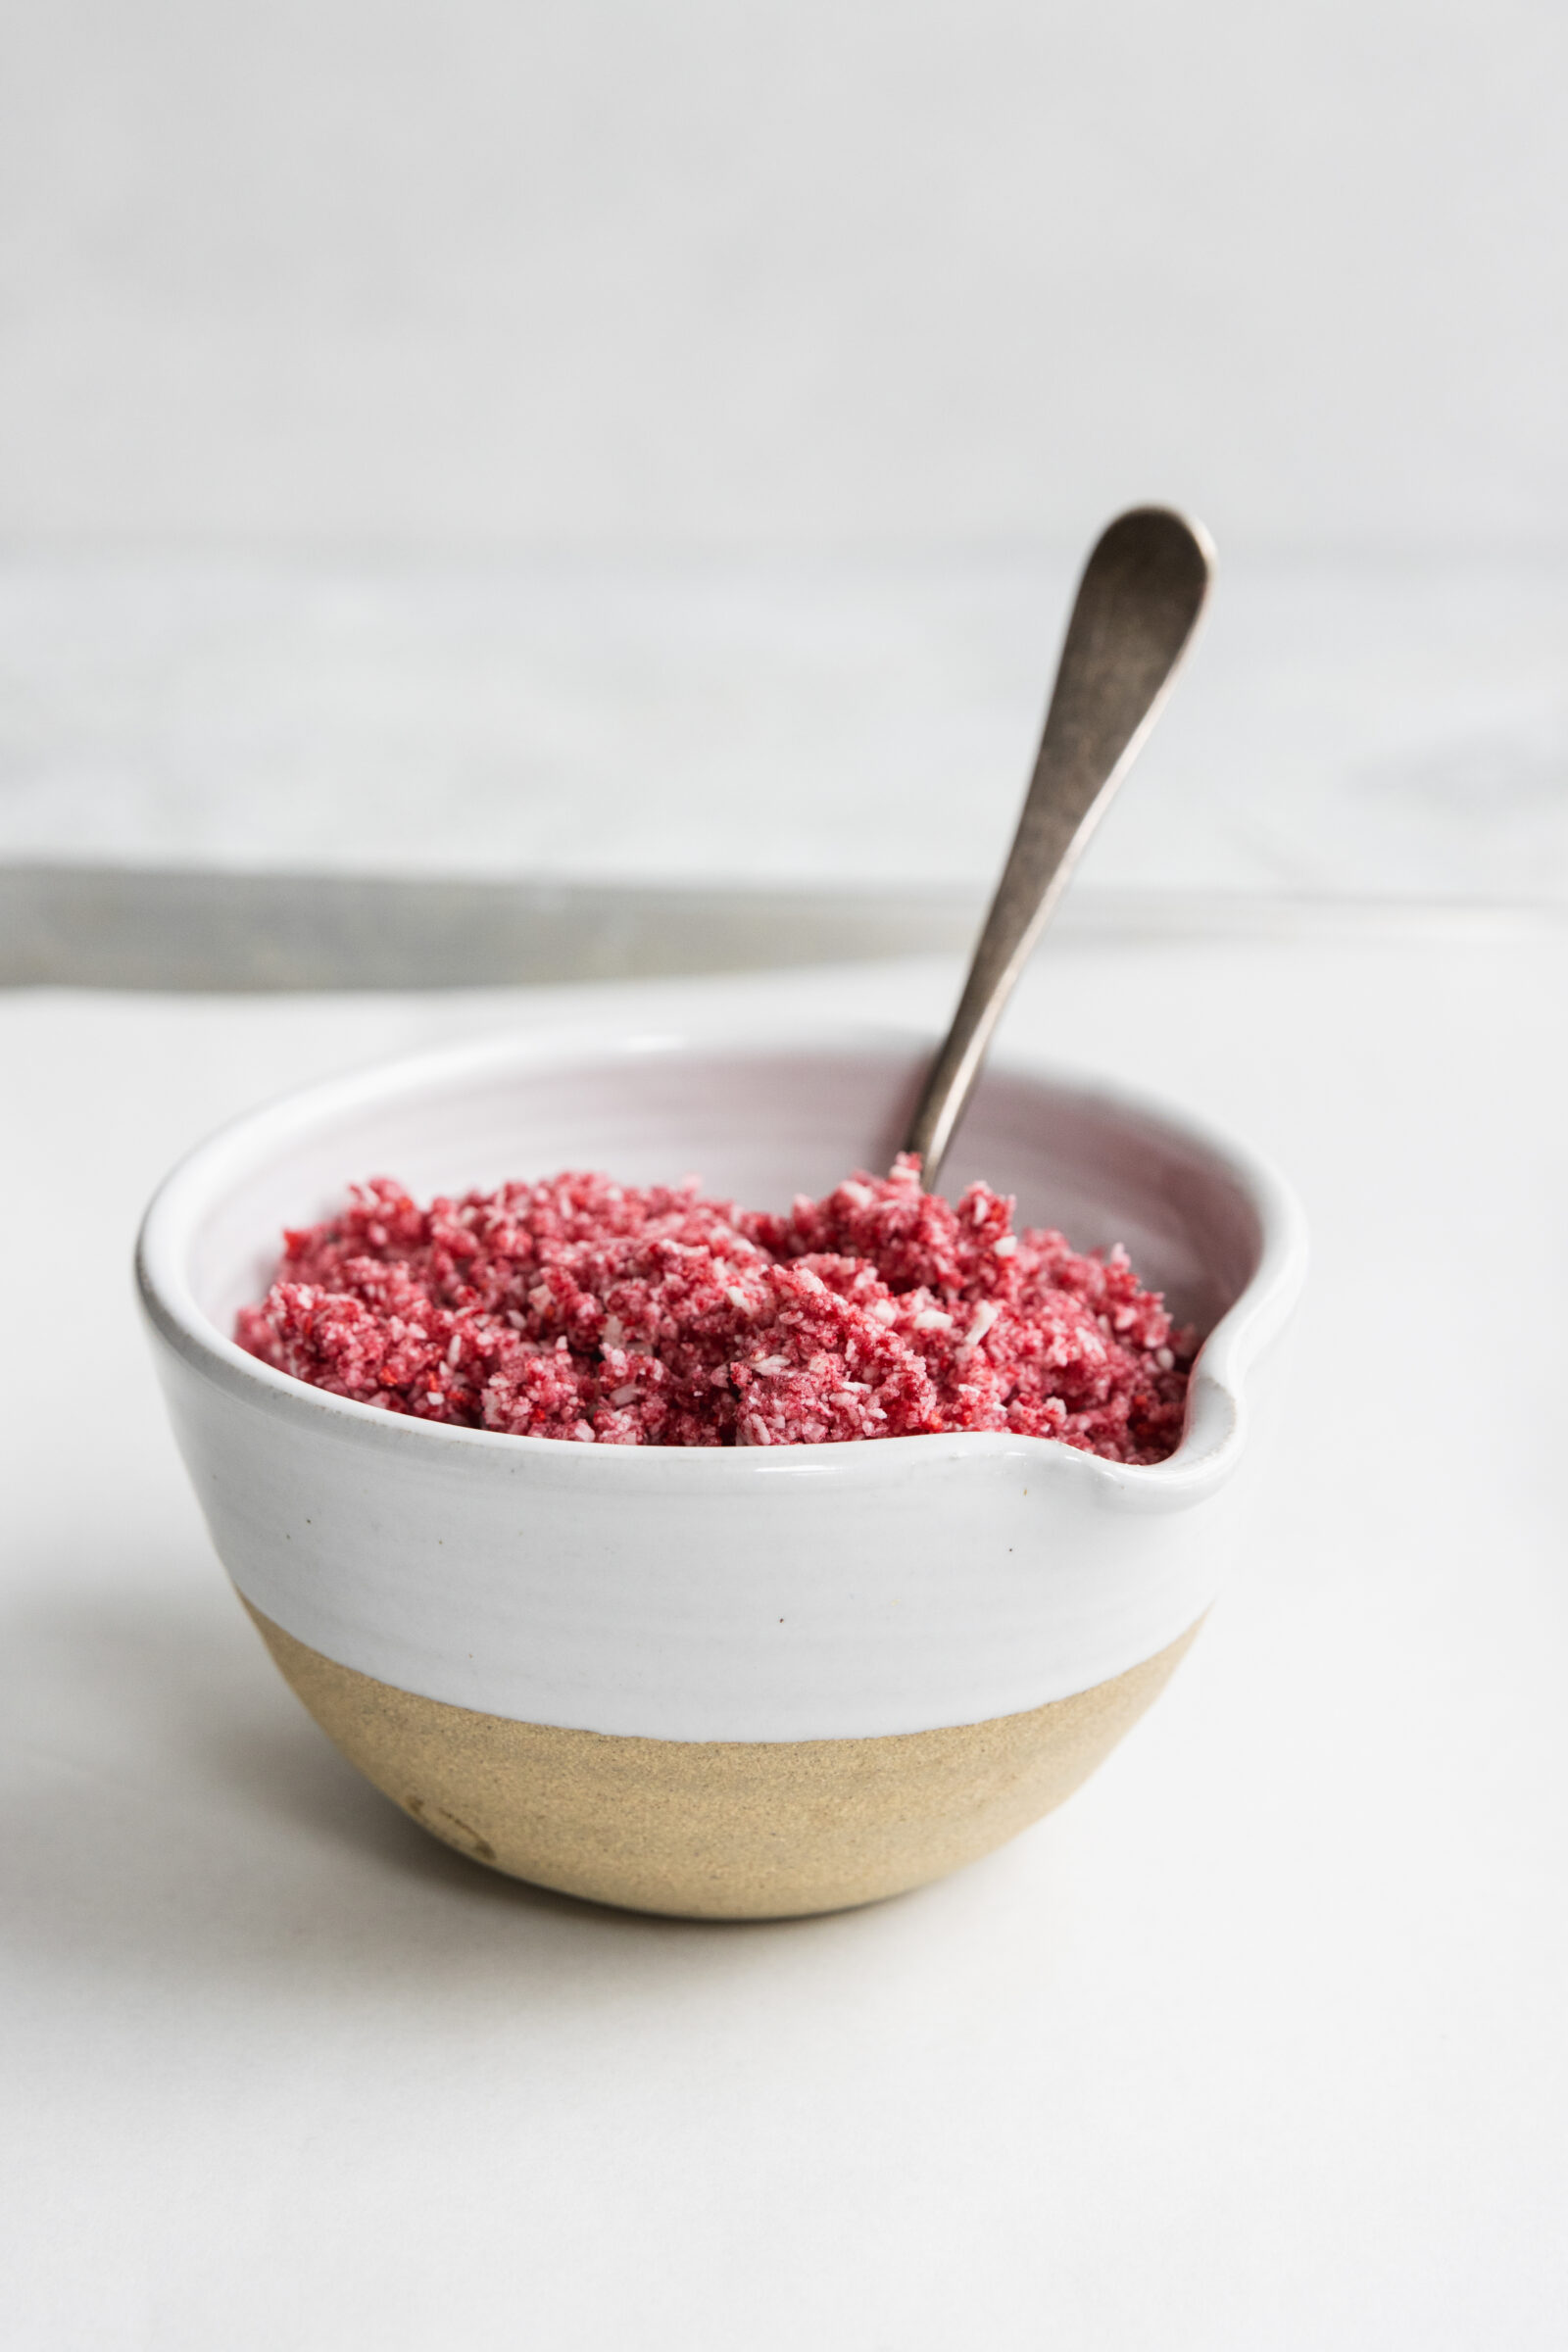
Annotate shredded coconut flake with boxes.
[235,1153,1194,1461]
[963,1300,1002,1348]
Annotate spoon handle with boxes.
[902,506,1214,1192]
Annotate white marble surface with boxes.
[4,934,1564,2348]
[4,551,1567,908]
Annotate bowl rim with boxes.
[135,1015,1308,1504]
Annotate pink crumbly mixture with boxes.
[236,1156,1194,1463]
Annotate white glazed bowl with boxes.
[136,1021,1306,1919]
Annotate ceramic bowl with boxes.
[136,1020,1306,1920]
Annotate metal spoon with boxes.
[902,505,1215,1192]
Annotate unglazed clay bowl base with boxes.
[137,1021,1306,1921]
[247,1601,1201,1919]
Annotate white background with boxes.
[2,1,1566,900]
[2,0,1566,552]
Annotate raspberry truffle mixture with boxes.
[236,1157,1195,1462]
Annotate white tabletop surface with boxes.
[4,928,1564,2349]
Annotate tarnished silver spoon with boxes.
[902,505,1214,1192]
